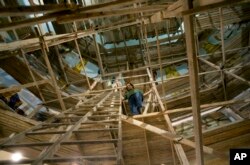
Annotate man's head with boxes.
[126,82,134,91]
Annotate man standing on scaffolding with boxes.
[123,82,144,116]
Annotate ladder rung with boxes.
[70,107,90,111]
[63,112,88,115]
[63,139,119,145]
[45,155,117,162]
[0,155,117,164]
[101,103,120,106]
[57,116,82,119]
[82,119,118,124]
[88,114,119,118]
[2,139,118,148]
[26,128,118,135]
[93,110,118,113]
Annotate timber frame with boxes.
[0,0,250,164]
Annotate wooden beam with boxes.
[0,0,19,40]
[182,0,250,16]
[0,79,49,94]
[0,155,117,164]
[54,46,69,84]
[154,24,167,110]
[117,94,123,164]
[0,0,146,17]
[0,13,57,31]
[121,115,226,158]
[183,0,204,164]
[199,58,250,86]
[57,5,167,23]
[20,49,46,102]
[119,28,131,69]
[146,68,189,165]
[76,0,147,13]
[0,0,146,31]
[149,0,184,22]
[0,4,78,16]
[0,20,145,53]
[38,33,66,112]
[72,23,91,89]
[0,30,95,52]
[219,7,227,100]
[93,34,105,75]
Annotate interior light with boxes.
[11,152,23,162]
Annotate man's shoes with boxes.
[137,107,144,114]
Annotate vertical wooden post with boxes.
[93,34,105,75]
[119,28,131,69]
[117,90,123,165]
[54,46,69,84]
[146,68,189,165]
[219,7,227,100]
[72,24,91,90]
[142,23,152,67]
[183,0,204,164]
[36,27,66,112]
[0,0,19,40]
[154,25,165,95]
[20,49,45,102]
[111,31,120,71]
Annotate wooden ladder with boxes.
[0,90,123,165]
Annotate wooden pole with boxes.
[146,68,189,165]
[219,7,228,100]
[20,49,46,102]
[36,28,66,112]
[72,23,91,89]
[54,46,69,84]
[183,0,204,164]
[93,34,105,75]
